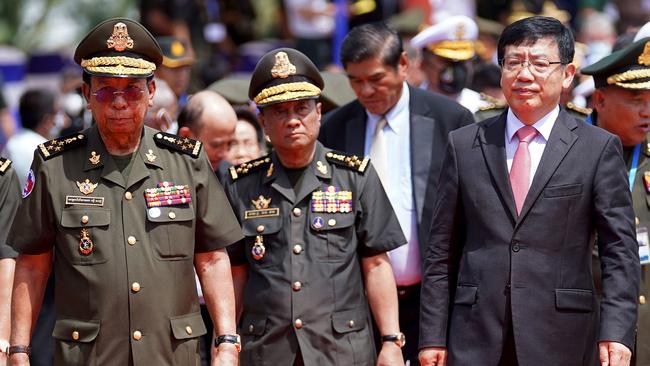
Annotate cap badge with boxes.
[271,51,297,79]
[171,41,185,57]
[106,22,134,52]
[639,42,650,66]
[454,23,466,40]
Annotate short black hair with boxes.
[19,89,55,131]
[176,100,204,132]
[340,22,403,69]
[497,16,574,65]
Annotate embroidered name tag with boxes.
[244,208,280,219]
[65,195,105,206]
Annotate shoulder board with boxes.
[479,93,508,108]
[478,102,507,112]
[565,102,592,116]
[326,151,369,174]
[38,133,86,160]
[154,132,202,158]
[229,155,272,181]
[0,157,11,175]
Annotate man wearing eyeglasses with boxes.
[419,16,640,366]
[6,18,242,366]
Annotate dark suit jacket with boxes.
[319,85,474,255]
[420,109,641,365]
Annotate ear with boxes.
[147,79,156,107]
[398,51,409,79]
[592,88,606,112]
[257,110,267,131]
[177,126,193,139]
[561,63,576,89]
[82,83,91,109]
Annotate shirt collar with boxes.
[366,82,410,131]
[506,105,559,143]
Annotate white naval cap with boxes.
[410,15,478,61]
[635,22,650,42]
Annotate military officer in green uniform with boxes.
[6,18,243,366]
[224,48,407,366]
[582,37,650,366]
[0,157,20,364]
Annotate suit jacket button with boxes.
[294,319,303,329]
[133,330,142,340]
[512,244,520,252]
[72,331,80,340]
[640,295,646,305]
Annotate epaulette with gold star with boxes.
[38,133,86,160]
[478,93,508,111]
[154,132,202,158]
[0,157,11,175]
[565,102,592,116]
[326,151,369,174]
[229,155,271,181]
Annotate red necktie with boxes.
[510,125,538,215]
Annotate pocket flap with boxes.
[52,318,100,342]
[240,313,267,336]
[170,312,207,340]
[454,285,478,305]
[308,212,355,231]
[332,308,367,334]
[147,206,195,223]
[242,217,282,236]
[544,184,582,198]
[555,289,594,312]
[61,208,110,228]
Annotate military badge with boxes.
[77,179,98,195]
[252,235,266,260]
[311,186,352,213]
[312,217,324,230]
[89,151,101,165]
[644,171,650,194]
[65,196,105,207]
[79,229,94,255]
[271,51,297,79]
[316,161,328,175]
[145,149,157,163]
[106,22,134,52]
[145,182,192,208]
[245,195,279,219]
[22,169,35,198]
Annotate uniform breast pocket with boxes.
[308,212,356,262]
[241,217,283,268]
[59,207,111,265]
[146,206,195,260]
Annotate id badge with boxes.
[636,226,650,265]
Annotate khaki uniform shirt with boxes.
[7,125,242,365]
[0,158,20,258]
[224,142,406,366]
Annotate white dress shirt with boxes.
[1,128,47,188]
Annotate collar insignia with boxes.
[89,151,101,165]
[146,149,157,163]
[316,161,328,175]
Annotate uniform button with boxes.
[72,331,80,340]
[512,244,520,252]
[293,245,303,254]
[127,236,137,245]
[640,295,647,305]
[328,219,336,227]
[257,225,265,233]
[131,282,141,292]
[294,319,303,329]
[293,208,302,217]
[248,324,254,333]
[185,326,193,335]
[124,191,133,200]
[81,215,89,225]
[348,320,355,328]
[133,330,142,340]
[168,211,176,219]
[292,281,302,291]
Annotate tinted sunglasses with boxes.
[92,86,145,103]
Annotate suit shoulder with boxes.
[153,131,202,158]
[228,155,272,182]
[323,100,363,126]
[37,132,87,160]
[0,157,11,175]
[326,150,370,174]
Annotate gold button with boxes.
[328,219,336,227]
[127,236,137,245]
[133,330,142,340]
[185,326,192,335]
[640,295,647,305]
[294,319,303,329]
[81,215,89,225]
[348,320,355,328]
[293,245,303,254]
[292,281,302,291]
[293,208,302,217]
[124,191,133,200]
[248,324,254,333]
[131,282,141,292]
[72,330,80,340]
[636,217,641,226]
[168,211,176,219]
[257,225,265,233]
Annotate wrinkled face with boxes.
[345,53,407,115]
[228,120,262,165]
[594,87,650,147]
[156,65,191,97]
[259,99,321,152]
[83,76,154,140]
[196,113,237,170]
[500,38,575,124]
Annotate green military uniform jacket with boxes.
[0,157,20,259]
[7,125,242,365]
[224,142,406,366]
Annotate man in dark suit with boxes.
[419,16,640,366]
[319,23,474,365]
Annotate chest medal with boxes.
[252,235,266,261]
[79,229,94,255]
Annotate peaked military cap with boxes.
[581,37,650,89]
[248,48,324,108]
[410,15,478,61]
[74,18,162,78]
[157,37,195,68]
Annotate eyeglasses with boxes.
[92,86,145,103]
[500,57,564,74]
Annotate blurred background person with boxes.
[155,36,196,107]
[144,78,178,133]
[227,105,264,166]
[284,0,336,69]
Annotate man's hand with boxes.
[599,341,631,366]
[419,347,447,366]
[8,353,30,366]
[211,343,238,366]
[377,342,404,366]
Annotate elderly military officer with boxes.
[582,37,650,366]
[224,48,407,366]
[6,18,243,366]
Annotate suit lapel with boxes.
[409,95,435,225]
[345,104,367,156]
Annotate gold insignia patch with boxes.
[0,157,11,174]
[229,156,272,181]
[146,149,157,163]
[316,161,328,175]
[106,22,134,52]
[639,42,650,66]
[38,134,86,160]
[252,195,272,210]
[76,179,98,195]
[271,51,297,79]
[326,151,370,174]
[89,151,101,165]
[154,132,202,158]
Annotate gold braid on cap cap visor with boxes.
[607,68,650,89]
[428,40,476,61]
[80,56,156,75]
[253,82,321,105]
